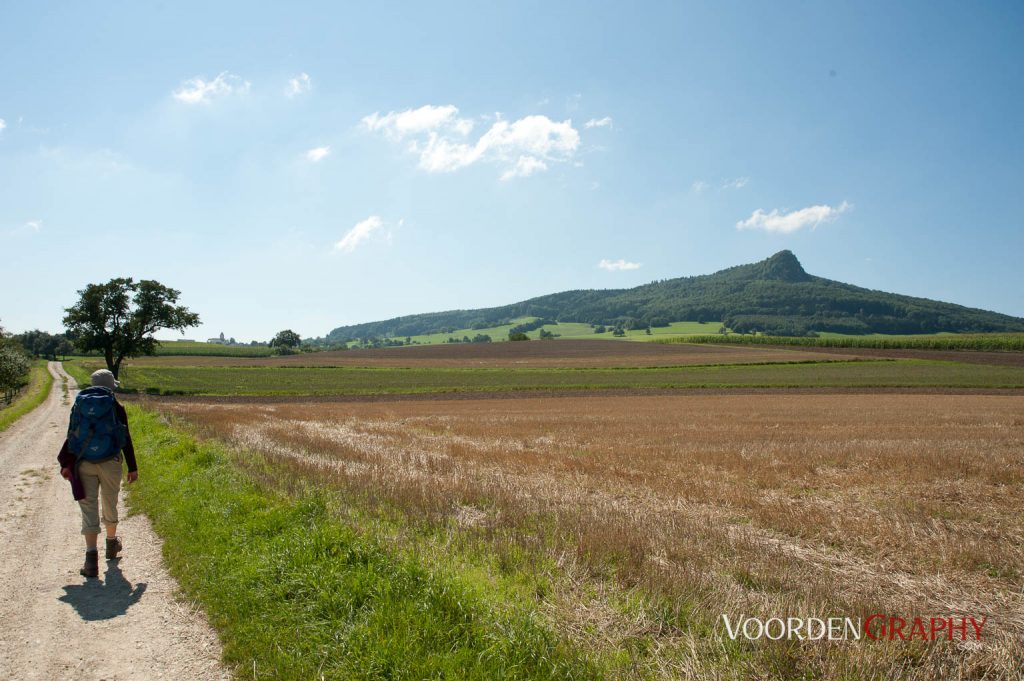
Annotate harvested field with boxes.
[136,339,864,368]
[150,393,1024,678]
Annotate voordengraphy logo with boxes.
[721,615,988,642]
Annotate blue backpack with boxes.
[68,386,128,462]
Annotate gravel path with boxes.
[0,362,227,680]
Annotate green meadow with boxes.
[67,359,1024,396]
[380,318,723,345]
[149,340,277,357]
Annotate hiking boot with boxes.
[105,537,123,560]
[80,549,99,578]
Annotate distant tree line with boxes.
[445,334,493,344]
[9,329,74,360]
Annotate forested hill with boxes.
[326,251,1024,339]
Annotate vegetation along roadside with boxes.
[124,405,600,680]
[0,361,54,433]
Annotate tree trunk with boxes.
[113,357,123,380]
[104,348,116,377]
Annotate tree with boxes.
[270,329,302,349]
[56,339,74,359]
[63,278,200,379]
[0,346,31,404]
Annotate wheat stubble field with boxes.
[144,387,1024,678]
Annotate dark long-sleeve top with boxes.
[57,401,137,472]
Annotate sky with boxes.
[2,1,1022,342]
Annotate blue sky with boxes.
[2,1,1022,342]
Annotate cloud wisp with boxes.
[173,72,250,104]
[598,258,642,271]
[693,177,749,193]
[0,118,6,134]
[721,177,749,190]
[286,73,311,97]
[4,219,42,237]
[737,201,851,234]
[334,216,387,253]
[584,116,613,129]
[362,104,581,180]
[306,146,331,162]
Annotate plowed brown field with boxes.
[139,339,862,368]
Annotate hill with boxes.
[326,251,1024,340]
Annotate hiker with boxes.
[57,369,139,578]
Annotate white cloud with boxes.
[501,155,548,181]
[0,118,6,133]
[584,116,613,129]
[285,73,311,97]
[25,219,42,232]
[722,177,749,190]
[598,258,642,271]
[691,180,709,193]
[364,104,580,179]
[173,72,250,104]
[737,201,851,234]
[362,105,472,139]
[306,145,331,162]
[334,216,385,253]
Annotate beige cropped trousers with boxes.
[77,457,122,535]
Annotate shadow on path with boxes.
[59,560,147,621]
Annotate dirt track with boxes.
[0,363,226,680]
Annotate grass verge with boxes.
[126,405,598,680]
[62,360,92,388]
[0,361,53,432]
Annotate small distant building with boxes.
[207,332,228,345]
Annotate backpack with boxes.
[68,386,128,462]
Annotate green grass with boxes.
[70,359,1024,396]
[0,361,53,432]
[402,317,540,345]
[150,340,276,357]
[656,333,1024,351]
[394,319,724,345]
[62,360,93,389]
[126,406,597,680]
[388,320,994,346]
